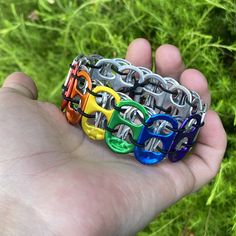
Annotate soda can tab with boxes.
[134,114,178,165]
[65,70,92,125]
[105,100,149,154]
[61,60,79,110]
[168,114,202,162]
[81,86,120,140]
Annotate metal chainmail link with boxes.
[61,54,207,165]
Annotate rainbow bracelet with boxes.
[61,54,207,165]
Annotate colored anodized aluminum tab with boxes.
[61,62,78,110]
[134,114,178,165]
[66,70,92,125]
[105,100,149,154]
[81,86,120,140]
[168,114,202,162]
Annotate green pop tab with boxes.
[105,100,149,154]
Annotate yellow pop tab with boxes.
[81,86,120,140]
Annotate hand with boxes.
[0,38,226,236]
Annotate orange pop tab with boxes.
[65,70,92,125]
[81,86,120,140]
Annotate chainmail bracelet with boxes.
[61,54,207,165]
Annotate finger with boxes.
[2,72,38,100]
[183,110,227,191]
[155,44,185,80]
[125,38,152,69]
[180,69,211,105]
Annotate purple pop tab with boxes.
[168,114,202,162]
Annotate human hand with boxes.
[0,38,226,236]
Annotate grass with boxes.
[0,0,235,235]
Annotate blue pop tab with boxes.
[134,114,178,165]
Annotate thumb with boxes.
[2,72,38,100]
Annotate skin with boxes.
[0,38,227,236]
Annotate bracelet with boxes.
[61,54,207,165]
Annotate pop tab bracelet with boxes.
[61,54,207,165]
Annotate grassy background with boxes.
[0,0,235,235]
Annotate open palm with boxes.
[0,39,226,236]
